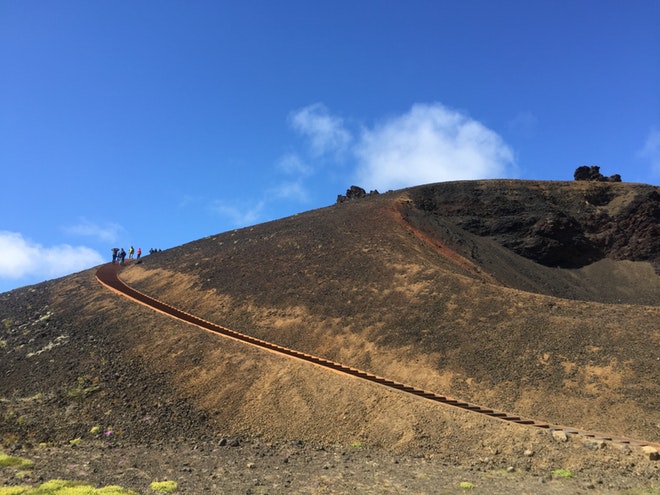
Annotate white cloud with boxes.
[0,231,105,281]
[272,153,313,202]
[270,180,309,201]
[638,128,660,175]
[354,103,514,191]
[64,219,124,243]
[289,103,352,157]
[275,101,515,208]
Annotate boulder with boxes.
[641,445,659,461]
[574,165,622,182]
[551,430,568,442]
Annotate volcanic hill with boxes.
[1,179,658,494]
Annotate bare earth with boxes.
[1,180,658,494]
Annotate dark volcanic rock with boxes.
[574,165,621,182]
[337,185,379,203]
[507,211,601,268]
[408,180,658,269]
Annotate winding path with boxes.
[96,262,660,451]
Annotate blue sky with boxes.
[1,1,659,293]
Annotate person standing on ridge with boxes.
[119,248,126,265]
[137,247,142,260]
[129,246,135,259]
[111,247,119,264]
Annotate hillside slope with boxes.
[120,180,659,440]
[1,179,658,493]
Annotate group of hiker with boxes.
[111,246,141,264]
[111,246,164,264]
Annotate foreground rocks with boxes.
[2,435,659,495]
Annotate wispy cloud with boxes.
[0,231,104,281]
[63,219,124,243]
[209,200,265,227]
[353,103,514,191]
[270,179,309,201]
[638,128,660,175]
[277,152,313,177]
[289,103,352,157]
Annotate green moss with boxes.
[96,487,136,495]
[0,453,34,469]
[149,481,178,493]
[0,479,138,495]
[66,377,101,400]
[552,468,574,479]
[32,479,71,491]
[0,487,31,495]
[459,481,475,489]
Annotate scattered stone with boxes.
[641,446,659,461]
[551,430,568,442]
[506,466,515,473]
[583,440,606,451]
[617,444,632,454]
[523,449,534,457]
[247,462,256,469]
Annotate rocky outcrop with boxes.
[408,181,658,269]
[574,165,621,182]
[337,185,379,203]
